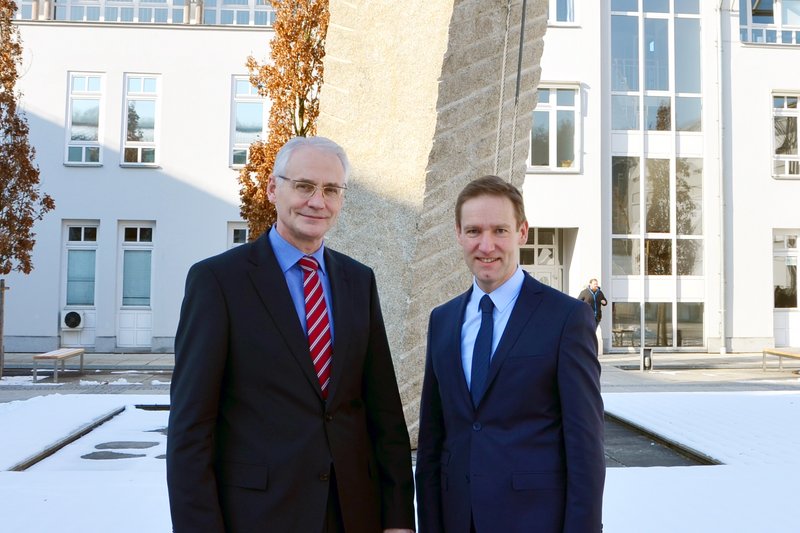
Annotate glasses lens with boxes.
[294,182,317,198]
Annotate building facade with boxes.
[522,0,799,353]
[5,0,800,354]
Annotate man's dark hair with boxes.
[455,175,527,229]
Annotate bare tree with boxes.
[238,0,330,240]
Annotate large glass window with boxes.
[611,3,702,133]
[231,76,266,166]
[612,302,641,347]
[644,302,673,347]
[741,0,800,44]
[529,86,580,171]
[773,94,799,178]
[65,225,98,306]
[66,73,103,164]
[123,75,159,165]
[121,225,154,307]
[677,303,704,346]
[612,156,641,234]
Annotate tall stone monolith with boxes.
[319,0,547,443]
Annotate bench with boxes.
[762,347,800,371]
[33,348,85,383]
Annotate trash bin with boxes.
[641,347,652,371]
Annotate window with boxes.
[547,0,575,23]
[203,0,277,26]
[611,2,702,133]
[121,224,154,307]
[228,222,250,248]
[529,86,580,171]
[66,73,103,164]
[740,0,800,44]
[773,94,799,178]
[231,77,266,166]
[65,224,98,306]
[774,231,799,308]
[122,75,159,165]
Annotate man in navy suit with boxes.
[415,175,605,533]
[167,137,415,533]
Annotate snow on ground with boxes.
[0,392,799,532]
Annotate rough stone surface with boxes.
[319,0,546,443]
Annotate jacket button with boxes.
[319,472,330,481]
[472,422,482,431]
[325,414,333,422]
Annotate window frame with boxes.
[227,221,250,248]
[739,0,800,44]
[772,92,800,179]
[121,74,160,167]
[118,223,155,309]
[527,84,582,173]
[230,76,267,168]
[547,0,577,25]
[65,72,104,166]
[63,223,99,308]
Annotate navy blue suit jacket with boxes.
[415,273,605,533]
[167,230,415,532]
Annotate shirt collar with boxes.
[268,226,328,276]
[469,266,524,312]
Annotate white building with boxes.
[522,0,799,353]
[5,0,800,354]
[7,1,273,352]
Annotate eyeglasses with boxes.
[274,175,347,201]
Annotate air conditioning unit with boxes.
[62,310,85,331]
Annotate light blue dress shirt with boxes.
[268,227,335,341]
[461,267,524,389]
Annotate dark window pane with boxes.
[646,238,672,275]
[520,248,536,265]
[677,239,703,275]
[68,227,82,241]
[612,157,641,234]
[612,238,641,275]
[556,110,575,167]
[612,302,641,347]
[646,159,670,233]
[531,110,550,166]
[645,302,672,347]
[139,228,153,242]
[645,96,671,130]
[124,148,139,163]
[84,227,97,242]
[774,256,797,308]
[124,227,138,242]
[677,303,704,347]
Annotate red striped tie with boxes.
[299,256,332,399]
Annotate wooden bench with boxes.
[33,348,85,383]
[762,347,800,371]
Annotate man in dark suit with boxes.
[415,176,605,533]
[167,136,415,533]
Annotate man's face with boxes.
[590,279,599,291]
[456,195,528,294]
[267,146,346,254]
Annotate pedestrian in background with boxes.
[578,278,607,326]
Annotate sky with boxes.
[0,391,798,532]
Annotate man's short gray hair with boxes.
[272,136,351,182]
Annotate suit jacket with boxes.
[167,230,415,533]
[415,273,605,533]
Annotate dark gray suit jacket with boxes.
[167,229,415,532]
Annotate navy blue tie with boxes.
[470,294,494,406]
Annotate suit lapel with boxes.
[484,273,544,394]
[324,249,350,401]
[450,289,473,406]
[246,230,323,399]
